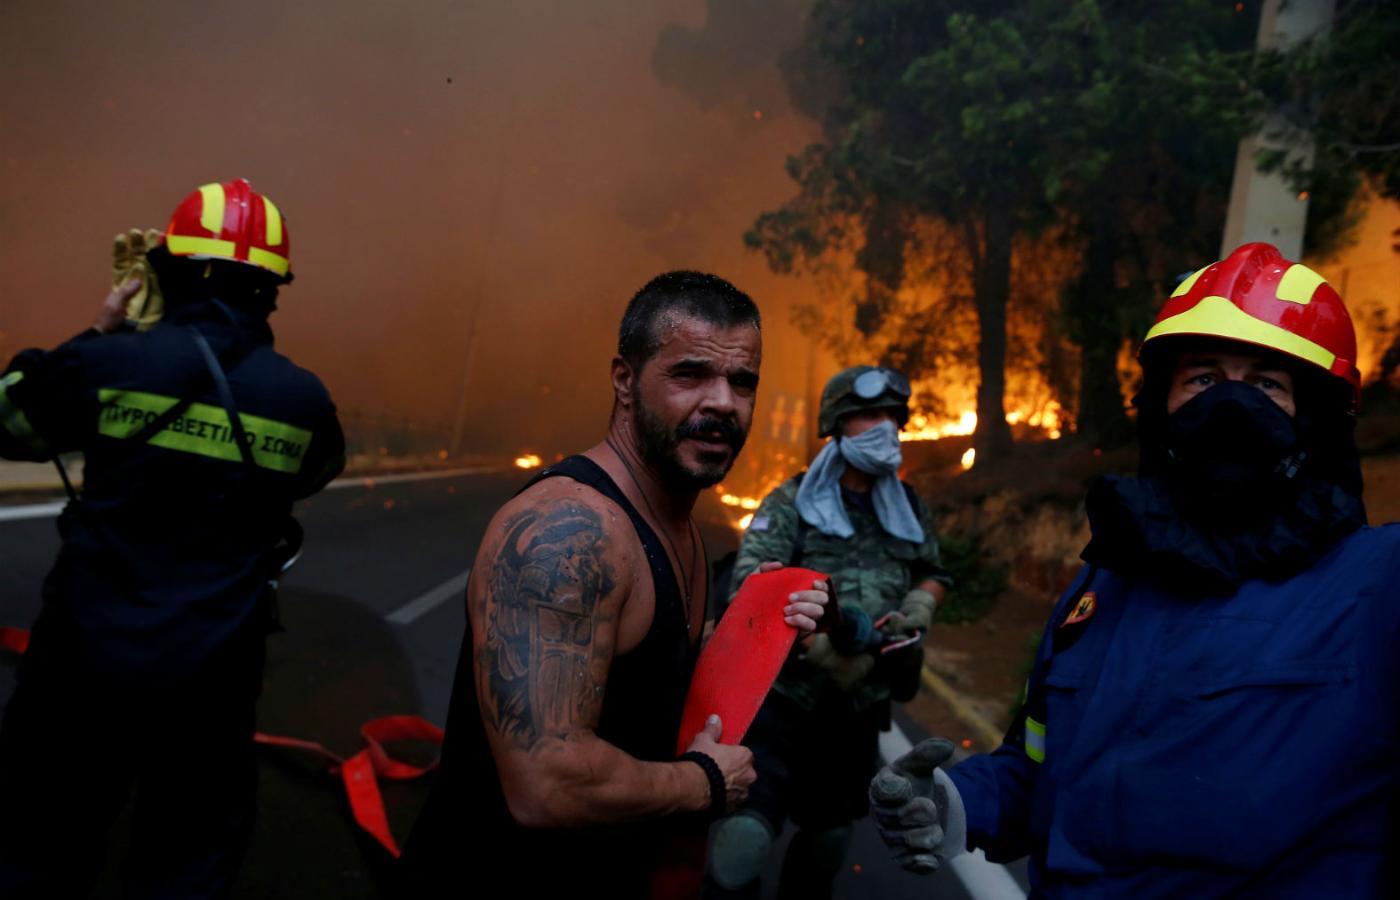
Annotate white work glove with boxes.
[869,737,967,873]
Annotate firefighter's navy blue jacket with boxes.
[948,524,1400,897]
[0,301,344,679]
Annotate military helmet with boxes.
[818,366,911,437]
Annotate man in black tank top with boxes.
[399,272,830,897]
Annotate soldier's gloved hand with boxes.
[882,588,937,636]
[111,228,165,331]
[869,737,966,874]
[800,633,875,691]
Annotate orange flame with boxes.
[900,410,977,442]
[900,400,1063,444]
[514,453,542,469]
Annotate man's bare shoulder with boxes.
[475,474,643,597]
[489,473,638,539]
[470,473,641,750]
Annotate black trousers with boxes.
[743,689,885,832]
[0,615,262,899]
[706,689,885,900]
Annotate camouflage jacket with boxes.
[727,473,951,711]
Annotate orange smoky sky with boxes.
[0,0,832,464]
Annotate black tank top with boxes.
[398,456,701,897]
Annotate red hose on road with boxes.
[1,626,441,858]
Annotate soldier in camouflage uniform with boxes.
[705,366,952,899]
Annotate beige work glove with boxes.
[801,633,876,692]
[112,228,164,330]
[883,588,937,636]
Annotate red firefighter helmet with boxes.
[163,178,291,281]
[1142,242,1360,410]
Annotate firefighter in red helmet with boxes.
[869,243,1399,896]
[0,179,344,897]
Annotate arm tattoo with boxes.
[478,501,618,750]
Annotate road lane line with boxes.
[386,569,471,625]
[920,665,1006,749]
[0,501,66,523]
[880,723,1028,900]
[326,465,508,490]
[0,466,510,522]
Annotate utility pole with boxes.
[448,95,517,458]
[1221,0,1337,259]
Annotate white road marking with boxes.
[325,465,507,490]
[0,500,66,523]
[0,465,508,522]
[880,723,1028,900]
[385,569,471,625]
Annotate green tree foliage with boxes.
[1255,0,1400,377]
[1255,0,1400,207]
[749,0,1265,453]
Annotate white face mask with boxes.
[837,419,903,475]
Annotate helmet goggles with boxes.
[851,368,911,402]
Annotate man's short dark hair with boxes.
[618,271,760,370]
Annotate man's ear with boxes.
[611,356,636,410]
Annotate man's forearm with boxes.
[497,733,710,828]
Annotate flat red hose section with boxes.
[1,625,440,858]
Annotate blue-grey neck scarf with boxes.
[795,420,925,543]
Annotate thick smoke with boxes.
[652,0,809,117]
[0,0,822,470]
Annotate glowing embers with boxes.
[514,453,542,469]
[716,487,766,532]
[960,448,976,470]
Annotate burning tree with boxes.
[748,0,1270,459]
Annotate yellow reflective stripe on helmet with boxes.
[262,196,284,247]
[97,389,312,474]
[0,371,48,455]
[166,234,237,259]
[1171,265,1209,299]
[1275,264,1327,305]
[246,246,290,276]
[1144,295,1337,371]
[1025,716,1046,763]
[197,183,226,235]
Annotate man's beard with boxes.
[634,398,747,491]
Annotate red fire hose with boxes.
[0,627,440,858]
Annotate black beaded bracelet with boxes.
[679,750,727,819]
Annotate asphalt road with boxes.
[1,468,1026,899]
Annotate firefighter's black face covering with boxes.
[1083,381,1364,593]
[1163,380,1301,514]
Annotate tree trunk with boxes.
[1073,218,1133,447]
[973,203,1013,462]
